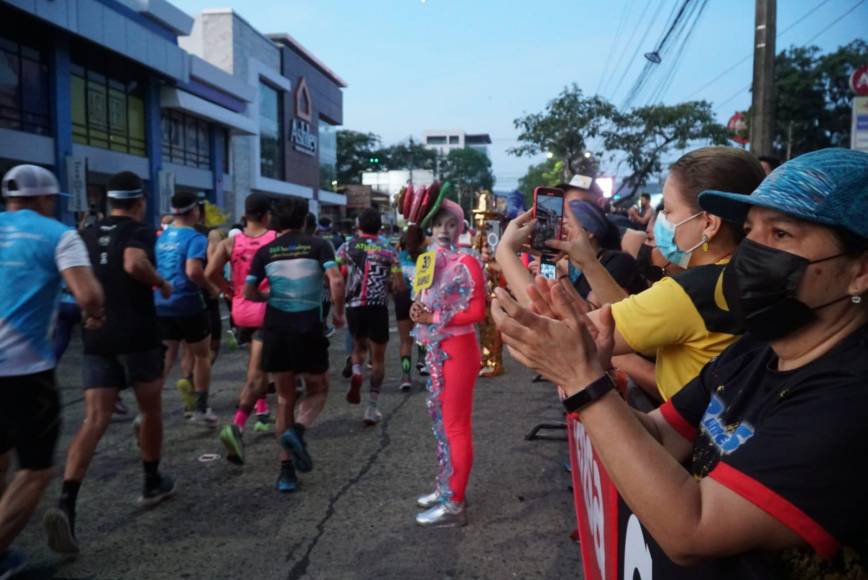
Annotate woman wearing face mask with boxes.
[492,148,868,578]
[410,199,486,528]
[498,147,765,401]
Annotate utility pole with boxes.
[749,0,776,157]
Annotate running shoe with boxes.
[254,417,274,433]
[279,427,313,473]
[275,462,297,493]
[189,408,218,428]
[176,378,195,417]
[399,375,412,392]
[113,397,129,417]
[0,549,27,579]
[341,356,353,379]
[323,325,336,338]
[219,424,244,465]
[43,507,79,555]
[346,373,362,405]
[139,474,176,506]
[363,404,383,426]
[416,362,430,377]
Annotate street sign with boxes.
[66,156,87,212]
[852,96,868,153]
[850,64,868,97]
[727,112,749,145]
[158,170,175,215]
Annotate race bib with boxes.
[414,251,436,292]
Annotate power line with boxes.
[596,0,635,96]
[605,0,658,98]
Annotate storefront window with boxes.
[70,45,146,156]
[319,121,337,191]
[160,111,212,169]
[259,82,282,179]
[0,35,49,135]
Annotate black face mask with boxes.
[723,239,849,341]
[636,243,665,283]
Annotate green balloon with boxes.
[421,181,451,229]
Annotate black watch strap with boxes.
[562,374,615,414]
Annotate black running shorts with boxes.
[347,305,390,344]
[158,311,211,344]
[394,289,412,322]
[261,328,329,374]
[82,348,163,390]
[236,326,263,346]
[0,370,60,470]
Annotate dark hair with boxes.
[318,216,332,228]
[358,208,382,235]
[833,227,868,255]
[758,155,782,171]
[270,197,309,231]
[401,224,426,260]
[304,212,317,235]
[669,147,765,242]
[108,197,142,211]
[599,217,622,251]
[245,193,272,221]
[171,191,197,214]
[640,193,651,200]
[107,171,143,194]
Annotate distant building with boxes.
[422,130,491,158]
[361,169,435,200]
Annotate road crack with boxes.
[286,392,413,580]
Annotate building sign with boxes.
[66,156,87,212]
[850,64,868,97]
[158,170,175,215]
[290,118,317,156]
[852,97,868,153]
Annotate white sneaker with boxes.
[189,408,218,427]
[363,405,382,426]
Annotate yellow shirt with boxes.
[611,262,741,400]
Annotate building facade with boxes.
[422,130,491,158]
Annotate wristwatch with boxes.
[562,374,615,414]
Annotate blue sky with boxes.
[172,0,867,190]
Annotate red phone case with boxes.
[532,187,565,252]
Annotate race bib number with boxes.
[414,251,436,292]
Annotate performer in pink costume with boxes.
[411,199,486,527]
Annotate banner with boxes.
[66,156,87,213]
[568,417,724,580]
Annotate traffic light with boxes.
[369,156,380,165]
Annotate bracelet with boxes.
[562,374,615,414]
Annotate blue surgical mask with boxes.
[653,211,704,269]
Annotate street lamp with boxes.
[546,151,554,159]
[583,151,592,159]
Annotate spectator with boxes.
[627,193,653,230]
[492,147,868,578]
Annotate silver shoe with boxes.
[415,500,467,527]
[416,491,440,509]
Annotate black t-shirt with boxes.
[81,216,160,355]
[194,223,219,311]
[661,326,868,579]
[247,232,336,334]
[573,249,647,299]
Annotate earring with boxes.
[702,236,710,253]
[852,295,863,304]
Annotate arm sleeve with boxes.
[444,255,487,327]
[186,233,208,262]
[245,247,266,285]
[55,230,91,271]
[707,388,868,558]
[610,277,705,354]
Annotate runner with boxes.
[0,165,103,577]
[337,208,404,424]
[244,197,345,492]
[42,171,175,555]
[206,193,277,464]
[155,191,216,426]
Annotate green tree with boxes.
[379,139,437,172]
[440,147,495,214]
[774,40,868,158]
[509,84,616,180]
[336,130,380,184]
[605,100,728,199]
[517,158,564,209]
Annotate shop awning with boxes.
[161,88,257,135]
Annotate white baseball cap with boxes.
[2,164,64,197]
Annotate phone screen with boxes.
[532,191,564,252]
[539,259,557,280]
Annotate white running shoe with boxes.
[363,405,382,426]
[189,408,218,428]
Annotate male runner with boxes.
[244,198,345,492]
[337,208,403,424]
[0,165,103,576]
[206,193,276,464]
[42,172,175,555]
[156,192,216,425]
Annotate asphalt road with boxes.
[13,320,582,580]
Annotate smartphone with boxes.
[531,187,565,254]
[539,258,557,281]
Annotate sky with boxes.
[171,0,868,191]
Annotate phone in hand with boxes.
[539,257,557,281]
[531,187,565,255]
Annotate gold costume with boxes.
[472,191,504,378]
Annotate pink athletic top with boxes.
[231,229,277,328]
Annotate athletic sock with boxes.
[143,460,160,487]
[352,363,362,376]
[255,397,269,416]
[234,405,253,429]
[401,356,411,374]
[59,480,81,511]
[195,390,208,413]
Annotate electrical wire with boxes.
[604,1,656,98]
[596,0,635,96]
